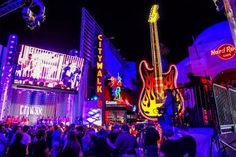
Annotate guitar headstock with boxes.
[148,4,159,23]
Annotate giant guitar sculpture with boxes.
[138,4,184,120]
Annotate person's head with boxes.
[89,128,96,137]
[67,131,77,142]
[147,120,154,128]
[76,125,84,133]
[28,53,32,60]
[36,129,46,140]
[14,133,23,144]
[0,124,5,133]
[96,128,107,138]
[187,72,194,79]
[112,124,120,131]
[16,126,22,134]
[22,125,29,133]
[164,89,172,96]
[54,125,59,131]
[69,123,76,131]
[121,124,130,133]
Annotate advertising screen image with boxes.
[14,45,84,93]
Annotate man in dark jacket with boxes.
[144,121,160,157]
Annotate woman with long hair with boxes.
[61,131,83,157]
[8,133,26,157]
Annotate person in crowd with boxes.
[107,124,137,157]
[144,121,160,157]
[75,125,84,146]
[9,125,22,145]
[51,125,61,157]
[160,135,197,157]
[60,130,83,157]
[46,125,53,151]
[32,129,50,157]
[108,124,121,157]
[94,128,110,157]
[135,124,146,157]
[8,133,26,157]
[185,72,201,88]
[21,125,31,156]
[81,128,96,157]
[0,124,8,157]
[159,89,176,138]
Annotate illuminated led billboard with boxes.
[13,45,84,93]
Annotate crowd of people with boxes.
[0,119,197,157]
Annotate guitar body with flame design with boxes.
[138,60,182,120]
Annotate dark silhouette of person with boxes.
[61,131,83,157]
[186,72,201,88]
[8,133,26,157]
[185,72,207,127]
[106,124,137,157]
[32,129,50,157]
[144,121,160,157]
[160,135,197,157]
[108,124,121,157]
[159,89,176,137]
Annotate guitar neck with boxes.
[150,22,163,81]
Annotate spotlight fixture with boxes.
[212,0,224,12]
[21,0,46,30]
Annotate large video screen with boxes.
[13,45,84,93]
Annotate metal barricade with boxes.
[229,87,236,124]
[213,84,236,156]
[213,84,234,134]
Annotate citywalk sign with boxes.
[210,44,236,60]
[96,34,104,95]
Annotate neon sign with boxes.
[211,44,236,60]
[96,34,103,95]
[109,73,122,101]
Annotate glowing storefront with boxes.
[177,20,236,85]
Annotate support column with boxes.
[0,34,18,119]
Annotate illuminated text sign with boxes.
[20,105,53,116]
[96,34,103,94]
[211,44,236,60]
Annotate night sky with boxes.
[0,0,226,64]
